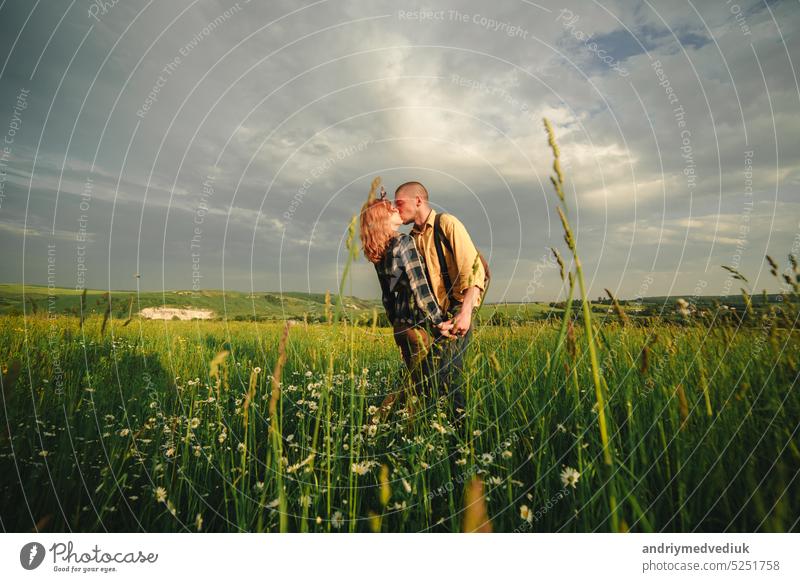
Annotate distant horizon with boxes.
[1,281,782,304]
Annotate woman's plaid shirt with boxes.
[374,233,444,327]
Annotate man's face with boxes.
[393,192,416,224]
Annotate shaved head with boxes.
[395,181,429,201]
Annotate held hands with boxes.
[435,286,480,339]
[450,309,472,337]
[435,311,471,340]
[447,285,479,338]
[436,320,456,339]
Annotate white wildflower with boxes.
[154,486,167,503]
[560,466,581,489]
[351,461,377,475]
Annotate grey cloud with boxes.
[1,0,798,302]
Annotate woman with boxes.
[359,192,452,419]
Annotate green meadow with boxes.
[1,299,797,532]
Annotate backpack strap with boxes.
[434,213,457,312]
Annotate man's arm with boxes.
[442,215,485,305]
[441,215,485,336]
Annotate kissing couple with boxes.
[359,181,489,421]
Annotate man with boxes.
[393,181,486,415]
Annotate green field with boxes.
[1,307,798,532]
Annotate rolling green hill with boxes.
[0,284,381,322]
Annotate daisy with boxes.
[480,453,494,465]
[331,510,344,529]
[351,461,376,475]
[560,466,581,488]
[118,428,130,437]
[154,486,167,503]
[520,505,532,523]
[190,417,200,429]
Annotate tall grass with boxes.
[544,118,619,531]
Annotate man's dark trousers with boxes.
[422,324,473,414]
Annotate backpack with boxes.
[433,213,491,315]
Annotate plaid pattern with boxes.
[375,234,444,326]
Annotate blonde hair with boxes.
[359,199,396,264]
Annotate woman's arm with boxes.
[374,263,395,324]
[396,235,444,325]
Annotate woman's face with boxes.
[387,205,403,230]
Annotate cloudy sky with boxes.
[0,0,798,303]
